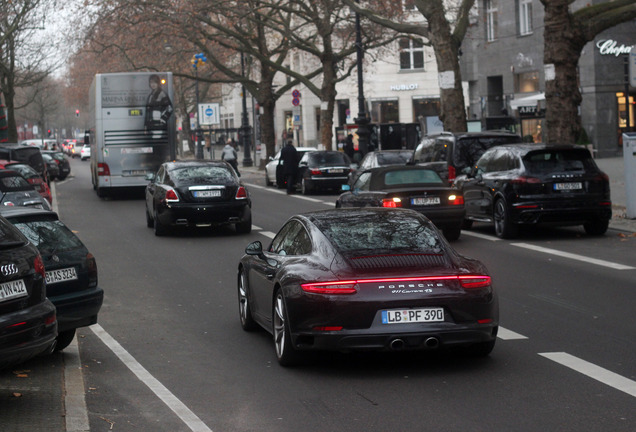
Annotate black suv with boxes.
[0,214,57,369]
[455,144,612,238]
[0,144,48,182]
[409,131,523,184]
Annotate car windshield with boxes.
[0,175,33,191]
[314,211,443,254]
[383,169,443,186]
[376,151,412,166]
[170,166,234,184]
[523,149,596,174]
[308,152,350,166]
[10,219,83,253]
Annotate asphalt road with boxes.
[2,157,635,432]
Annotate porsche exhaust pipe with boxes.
[424,337,439,349]
[389,339,405,350]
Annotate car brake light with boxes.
[34,254,45,278]
[448,194,464,205]
[458,275,491,289]
[310,169,322,175]
[235,186,247,199]
[87,253,98,287]
[301,281,358,295]
[97,163,110,176]
[511,176,541,184]
[44,313,56,325]
[3,202,15,207]
[448,165,456,183]
[165,189,179,203]
[313,326,343,331]
[382,197,402,208]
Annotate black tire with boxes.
[465,339,496,357]
[55,329,76,351]
[153,209,168,236]
[443,224,462,241]
[235,209,252,234]
[583,218,609,236]
[493,199,518,239]
[301,178,312,195]
[238,270,258,331]
[273,290,301,366]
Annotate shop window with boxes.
[371,100,399,124]
[399,38,425,71]
[518,0,533,36]
[515,71,539,93]
[413,98,440,122]
[485,0,498,42]
[617,92,635,129]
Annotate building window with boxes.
[399,38,425,71]
[518,0,533,36]
[617,92,635,129]
[485,0,498,42]
[515,71,539,93]
[371,100,400,123]
[413,98,440,122]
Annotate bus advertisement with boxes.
[89,72,175,197]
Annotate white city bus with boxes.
[88,72,175,197]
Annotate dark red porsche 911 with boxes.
[238,208,498,366]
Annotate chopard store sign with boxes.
[596,40,633,56]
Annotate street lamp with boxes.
[192,53,207,159]
[240,52,253,167]
[354,0,370,156]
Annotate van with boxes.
[0,144,48,182]
[409,131,523,184]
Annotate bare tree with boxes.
[346,0,475,133]
[541,0,636,144]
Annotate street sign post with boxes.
[198,103,220,126]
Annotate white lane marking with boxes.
[244,182,332,206]
[252,225,263,230]
[462,231,501,241]
[540,352,636,398]
[65,335,90,432]
[512,243,635,270]
[260,231,276,239]
[497,327,528,340]
[90,324,213,432]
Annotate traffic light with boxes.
[75,109,80,117]
[47,129,51,137]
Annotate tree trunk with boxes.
[543,1,583,144]
[319,59,338,151]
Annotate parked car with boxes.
[348,149,413,185]
[297,150,353,194]
[145,160,252,236]
[0,162,52,205]
[455,144,612,238]
[80,144,91,161]
[336,166,465,240]
[0,207,104,351]
[41,153,61,180]
[238,208,498,366]
[409,131,523,184]
[0,170,52,210]
[265,146,318,188]
[66,143,78,158]
[42,150,71,180]
[0,144,48,183]
[0,214,57,370]
[20,139,58,150]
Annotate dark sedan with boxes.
[0,214,57,369]
[145,160,252,236]
[455,144,612,238]
[1,207,103,351]
[42,150,71,180]
[0,170,52,211]
[348,149,413,185]
[297,151,353,194]
[238,208,498,366]
[336,166,465,241]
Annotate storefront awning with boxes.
[510,92,545,110]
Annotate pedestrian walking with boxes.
[222,139,240,176]
[279,139,298,194]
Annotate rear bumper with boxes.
[414,207,466,228]
[158,201,251,227]
[305,176,349,190]
[511,201,612,225]
[0,300,57,369]
[50,286,104,332]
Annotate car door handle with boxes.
[266,273,275,279]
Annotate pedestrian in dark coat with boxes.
[279,139,298,194]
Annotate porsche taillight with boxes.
[301,281,358,295]
[458,275,491,289]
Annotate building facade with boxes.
[460,0,635,158]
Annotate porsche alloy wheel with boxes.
[273,290,300,366]
[493,199,517,239]
[238,270,257,331]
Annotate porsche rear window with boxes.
[523,149,596,174]
[316,212,443,253]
